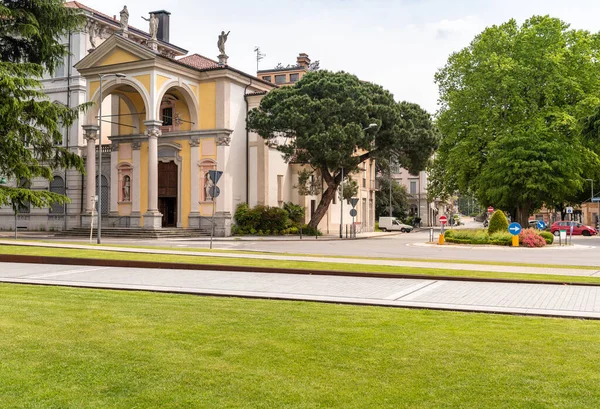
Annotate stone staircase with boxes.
[55,227,210,239]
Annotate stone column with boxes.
[188,137,201,228]
[109,143,119,217]
[82,126,99,226]
[131,140,142,227]
[143,120,163,229]
[214,132,232,236]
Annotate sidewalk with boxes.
[0,230,401,241]
[2,261,600,319]
[1,239,598,278]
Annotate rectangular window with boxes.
[410,181,417,195]
[162,107,173,126]
[54,59,65,77]
[277,175,283,204]
[275,74,287,84]
[289,73,299,83]
[311,200,316,217]
[262,76,271,82]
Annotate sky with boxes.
[83,0,600,114]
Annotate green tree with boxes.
[0,0,86,209]
[430,16,600,226]
[375,177,409,220]
[247,70,438,228]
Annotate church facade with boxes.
[0,2,377,236]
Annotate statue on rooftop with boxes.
[119,6,129,31]
[217,31,230,56]
[142,13,159,40]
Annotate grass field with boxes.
[2,243,600,285]
[1,283,599,408]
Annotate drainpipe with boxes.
[64,30,72,231]
[243,80,253,204]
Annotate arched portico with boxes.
[154,82,199,132]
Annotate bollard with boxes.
[438,233,445,245]
[512,235,519,247]
[429,228,434,243]
[300,227,302,240]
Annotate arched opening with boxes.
[86,79,150,141]
[155,84,198,132]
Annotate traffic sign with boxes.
[349,209,357,217]
[537,220,546,230]
[487,206,494,213]
[208,170,223,184]
[593,197,600,203]
[209,185,220,198]
[508,222,522,236]
[566,206,573,214]
[350,198,359,208]
[439,215,448,225]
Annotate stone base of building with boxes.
[143,211,163,229]
[197,211,232,237]
[188,212,201,229]
[80,213,95,228]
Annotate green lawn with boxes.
[30,239,600,271]
[1,284,599,408]
[2,243,600,285]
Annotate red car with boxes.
[550,221,597,237]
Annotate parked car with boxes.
[550,221,597,237]
[528,219,546,229]
[378,217,413,233]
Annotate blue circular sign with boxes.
[508,222,522,236]
[349,209,357,217]
[537,220,546,230]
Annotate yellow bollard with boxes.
[438,233,445,245]
[512,235,519,247]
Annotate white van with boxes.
[378,217,413,232]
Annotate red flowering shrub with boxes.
[518,228,546,247]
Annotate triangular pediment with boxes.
[75,34,158,72]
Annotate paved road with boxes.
[2,219,600,267]
[2,262,600,319]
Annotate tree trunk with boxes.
[516,205,530,227]
[307,183,339,230]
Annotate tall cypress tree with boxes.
[0,0,86,210]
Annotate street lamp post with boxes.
[586,178,595,226]
[97,73,126,244]
[388,156,392,217]
[340,123,378,238]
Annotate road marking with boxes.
[26,267,109,279]
[400,281,445,301]
[385,281,434,300]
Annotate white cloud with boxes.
[426,16,481,39]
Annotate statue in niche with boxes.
[217,31,230,55]
[119,6,129,31]
[204,172,214,201]
[142,13,159,40]
[122,175,131,201]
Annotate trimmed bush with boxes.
[489,232,512,246]
[539,231,554,245]
[519,229,546,247]
[488,210,509,234]
[233,203,290,235]
[283,202,305,225]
